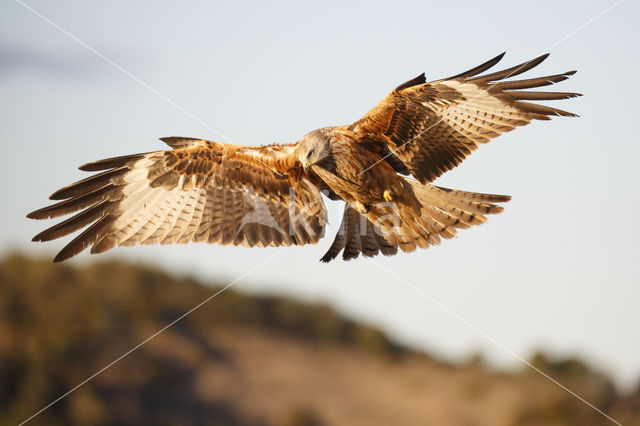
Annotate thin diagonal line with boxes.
[18,250,283,426]
[547,0,625,50]
[371,259,622,426]
[357,0,624,177]
[15,0,234,144]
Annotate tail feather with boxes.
[320,179,510,262]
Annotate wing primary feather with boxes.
[79,154,147,171]
[31,200,111,242]
[513,101,579,118]
[445,52,506,79]
[49,167,127,200]
[489,71,576,91]
[505,91,582,100]
[54,216,115,262]
[27,184,116,219]
[433,186,511,203]
[470,53,550,82]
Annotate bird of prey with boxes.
[28,53,580,262]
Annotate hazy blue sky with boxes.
[2,0,638,392]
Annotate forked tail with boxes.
[320,179,511,262]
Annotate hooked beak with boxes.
[302,161,310,174]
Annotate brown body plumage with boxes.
[28,53,580,262]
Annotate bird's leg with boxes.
[383,189,394,202]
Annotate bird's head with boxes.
[297,128,332,173]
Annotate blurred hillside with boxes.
[1,253,638,426]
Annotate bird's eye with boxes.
[308,149,315,157]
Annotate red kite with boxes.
[28,53,580,262]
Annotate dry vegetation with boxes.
[1,253,638,425]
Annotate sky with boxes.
[2,0,639,393]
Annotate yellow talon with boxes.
[354,201,368,214]
[383,189,394,202]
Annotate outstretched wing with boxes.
[28,137,327,262]
[346,53,581,183]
